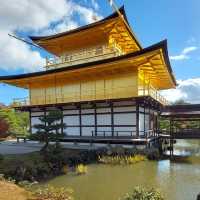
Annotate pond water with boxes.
[45,140,200,200]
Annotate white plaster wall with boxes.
[97,114,111,125]
[82,127,95,136]
[139,113,144,135]
[145,114,150,131]
[114,113,136,125]
[82,115,95,125]
[139,107,144,112]
[114,127,136,136]
[64,127,80,136]
[63,116,79,126]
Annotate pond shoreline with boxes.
[41,140,200,200]
[1,140,200,200]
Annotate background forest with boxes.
[0,104,29,139]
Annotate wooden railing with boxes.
[91,130,157,138]
[12,97,29,107]
[45,45,122,69]
[12,84,169,107]
[159,128,200,139]
[138,84,169,105]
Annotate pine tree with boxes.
[33,110,66,151]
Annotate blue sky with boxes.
[0,0,200,104]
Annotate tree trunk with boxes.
[55,129,59,149]
[41,133,49,152]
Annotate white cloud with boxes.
[0,30,45,72]
[74,5,102,24]
[182,46,197,54]
[0,0,74,32]
[170,46,198,61]
[0,0,101,72]
[161,78,200,104]
[91,0,100,10]
[170,54,188,61]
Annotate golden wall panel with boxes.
[29,71,138,105]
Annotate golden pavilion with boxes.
[0,7,176,144]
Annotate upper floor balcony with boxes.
[12,85,169,108]
[45,45,123,70]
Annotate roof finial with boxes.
[8,33,44,50]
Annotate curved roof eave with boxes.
[29,6,142,50]
[160,40,177,87]
[0,40,176,87]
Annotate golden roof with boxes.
[0,40,176,90]
[29,6,142,56]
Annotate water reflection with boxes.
[44,140,200,200]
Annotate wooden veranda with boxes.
[161,104,200,156]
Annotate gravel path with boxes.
[0,140,112,155]
[0,140,42,155]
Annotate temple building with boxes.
[0,7,177,144]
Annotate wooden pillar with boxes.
[94,103,97,137]
[111,101,114,137]
[172,119,174,156]
[136,101,139,137]
[148,104,151,135]
[169,117,172,157]
[44,108,47,126]
[60,107,64,135]
[169,117,174,157]
[155,114,158,137]
[144,106,146,136]
[29,110,32,134]
[79,104,82,136]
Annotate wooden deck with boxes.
[60,136,158,145]
[160,130,200,139]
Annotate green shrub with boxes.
[33,185,73,200]
[0,154,4,161]
[2,159,50,182]
[121,187,165,200]
[66,150,99,166]
[0,153,51,182]
[42,144,67,175]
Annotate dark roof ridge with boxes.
[29,6,126,42]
